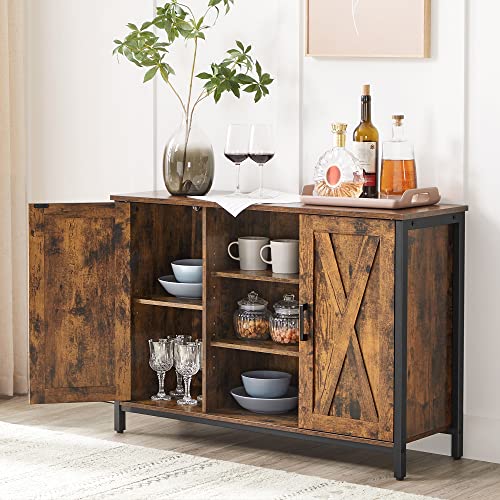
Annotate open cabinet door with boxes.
[29,202,131,403]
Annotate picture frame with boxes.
[306,0,431,58]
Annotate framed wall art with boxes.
[306,0,431,58]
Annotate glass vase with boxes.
[163,115,214,196]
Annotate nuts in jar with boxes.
[269,294,300,345]
[270,324,299,344]
[235,317,270,340]
[233,291,270,341]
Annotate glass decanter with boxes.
[313,123,364,198]
[380,115,417,197]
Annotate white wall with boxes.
[27,0,156,202]
[461,0,500,463]
[25,0,500,464]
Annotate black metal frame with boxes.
[113,212,465,482]
[393,220,409,480]
[114,401,125,433]
[393,213,465,480]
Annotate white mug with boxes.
[228,236,270,271]
[260,239,299,274]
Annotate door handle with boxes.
[299,303,313,341]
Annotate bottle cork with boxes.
[392,114,404,125]
[362,84,371,96]
[332,122,348,134]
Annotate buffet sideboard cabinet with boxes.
[28,192,467,480]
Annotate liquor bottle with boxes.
[380,115,417,197]
[313,123,364,198]
[353,84,379,198]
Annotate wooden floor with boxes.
[0,397,499,499]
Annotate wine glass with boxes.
[170,334,192,398]
[225,124,249,196]
[196,340,203,403]
[174,342,201,406]
[148,338,174,401]
[249,124,274,198]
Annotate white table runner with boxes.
[189,189,301,217]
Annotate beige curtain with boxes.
[0,0,28,396]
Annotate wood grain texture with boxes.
[134,296,203,310]
[212,269,299,284]
[300,215,394,442]
[204,207,300,411]
[29,196,463,454]
[29,203,131,403]
[110,191,467,221]
[211,338,299,357]
[131,303,202,402]
[28,207,45,403]
[406,225,453,441]
[113,202,132,401]
[130,203,199,299]
[129,203,203,402]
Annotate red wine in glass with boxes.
[225,125,250,196]
[249,124,275,198]
[225,153,249,164]
[249,153,274,164]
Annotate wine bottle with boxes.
[352,84,379,198]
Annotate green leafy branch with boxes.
[113,1,273,116]
[196,42,273,104]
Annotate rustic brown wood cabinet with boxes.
[29,192,466,480]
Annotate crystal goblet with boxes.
[170,335,192,397]
[148,338,174,401]
[174,342,200,406]
[196,340,203,403]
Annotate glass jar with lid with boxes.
[233,291,271,341]
[269,293,300,345]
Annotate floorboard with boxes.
[0,397,498,499]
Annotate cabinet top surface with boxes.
[110,190,468,220]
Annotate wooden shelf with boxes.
[121,399,203,416]
[211,406,298,428]
[134,296,203,310]
[212,269,299,284]
[118,401,392,447]
[120,400,297,429]
[211,338,299,357]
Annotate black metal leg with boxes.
[393,221,409,480]
[114,401,126,433]
[451,214,465,459]
[393,446,407,481]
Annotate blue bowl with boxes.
[231,386,298,414]
[171,259,203,284]
[158,275,202,299]
[241,370,291,399]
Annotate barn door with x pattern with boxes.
[299,215,395,442]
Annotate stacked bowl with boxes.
[158,259,203,299]
[231,370,298,414]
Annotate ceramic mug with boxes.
[228,236,270,271]
[259,239,299,274]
